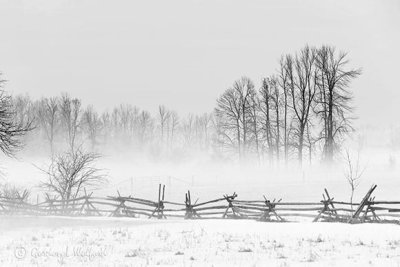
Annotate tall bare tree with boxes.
[235,77,255,158]
[82,105,102,150]
[278,55,292,164]
[270,77,282,162]
[259,77,274,162]
[215,77,256,160]
[248,92,261,161]
[315,45,361,163]
[288,45,318,164]
[215,87,241,157]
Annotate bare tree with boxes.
[137,110,154,146]
[100,111,111,144]
[248,92,261,162]
[278,55,292,164]
[344,149,365,213]
[288,45,318,164]
[215,77,256,160]
[60,94,81,152]
[12,94,35,127]
[235,77,255,158]
[0,76,33,157]
[259,77,274,162]
[182,114,194,146]
[270,77,281,162]
[169,111,179,148]
[158,105,170,145]
[39,149,107,202]
[315,46,361,163]
[38,97,58,156]
[199,113,213,150]
[215,87,242,157]
[82,105,102,150]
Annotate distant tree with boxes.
[82,105,102,150]
[235,77,256,158]
[60,94,81,152]
[137,110,154,146]
[182,114,194,146]
[247,93,261,161]
[288,45,318,164]
[0,75,33,157]
[115,104,136,140]
[100,111,111,144]
[315,45,361,163]
[37,97,59,156]
[199,113,213,150]
[278,55,292,164]
[259,77,275,162]
[12,94,35,127]
[270,77,282,162]
[215,77,256,160]
[169,111,179,149]
[215,87,241,157]
[158,105,170,146]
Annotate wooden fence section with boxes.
[1,184,400,224]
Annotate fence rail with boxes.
[1,184,399,224]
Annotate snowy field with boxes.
[1,216,400,266]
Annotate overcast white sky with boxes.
[0,0,399,126]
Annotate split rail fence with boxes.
[1,184,400,224]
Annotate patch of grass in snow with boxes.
[307,235,324,244]
[305,249,319,262]
[355,240,365,246]
[238,248,252,253]
[276,253,287,259]
[272,240,284,249]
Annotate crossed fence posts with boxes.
[1,183,398,224]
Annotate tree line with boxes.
[215,45,361,165]
[11,93,215,161]
[6,44,361,165]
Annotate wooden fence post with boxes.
[260,197,284,222]
[222,192,239,218]
[349,185,377,223]
[185,190,200,219]
[313,189,337,222]
[149,184,166,219]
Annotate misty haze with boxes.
[1,0,400,266]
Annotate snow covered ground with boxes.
[1,216,400,266]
